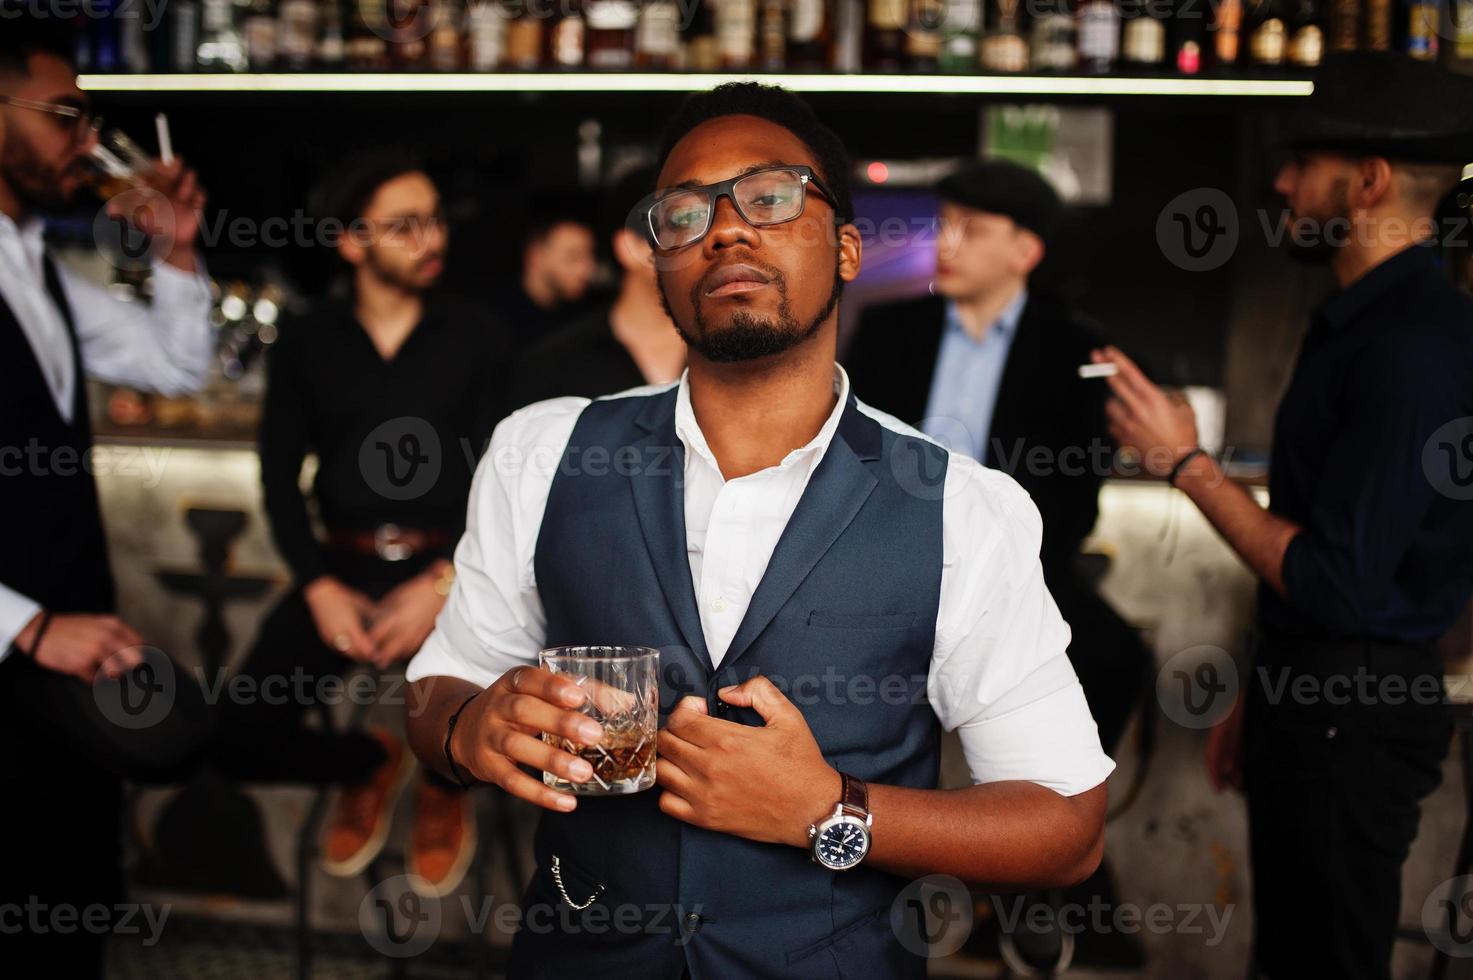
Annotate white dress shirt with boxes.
[0,213,214,658]
[408,367,1116,797]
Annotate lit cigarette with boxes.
[1078,363,1119,379]
[155,113,174,166]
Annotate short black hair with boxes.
[656,82,854,224]
[312,147,426,229]
[522,191,596,250]
[0,19,75,77]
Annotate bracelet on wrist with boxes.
[1168,447,1209,487]
[443,690,483,790]
[17,610,52,659]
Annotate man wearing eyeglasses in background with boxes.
[0,23,213,979]
[405,83,1110,977]
[208,149,510,901]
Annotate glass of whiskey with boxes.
[539,646,659,796]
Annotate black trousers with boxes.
[0,646,210,978]
[1244,633,1451,980]
[209,551,455,790]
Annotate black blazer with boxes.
[845,291,1111,569]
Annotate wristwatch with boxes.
[807,772,872,871]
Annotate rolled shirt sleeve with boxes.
[405,399,587,688]
[929,454,1116,797]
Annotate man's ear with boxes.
[1353,156,1396,210]
[1015,229,1045,276]
[837,221,863,284]
[611,227,652,271]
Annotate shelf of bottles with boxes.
[70,0,1469,97]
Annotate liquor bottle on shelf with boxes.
[905,0,945,71]
[1166,0,1205,72]
[243,0,280,69]
[1362,0,1390,47]
[1403,0,1438,59]
[1455,0,1473,60]
[982,0,1029,70]
[428,0,467,68]
[1031,0,1078,71]
[504,0,545,68]
[345,0,391,68]
[388,0,431,67]
[1212,0,1242,66]
[587,0,639,67]
[716,0,757,68]
[548,0,589,67]
[635,0,681,68]
[681,0,722,69]
[83,0,123,72]
[787,0,836,69]
[1286,0,1322,65]
[1076,0,1120,72]
[278,0,319,68]
[317,0,347,67]
[1325,0,1357,50]
[1245,0,1286,65]
[1121,0,1167,66]
[938,0,981,71]
[198,0,249,70]
[865,0,908,69]
[169,0,203,70]
[758,0,788,68]
[466,0,506,68]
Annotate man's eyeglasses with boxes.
[0,96,99,146]
[640,165,843,251]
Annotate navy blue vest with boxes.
[509,387,948,979]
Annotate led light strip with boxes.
[78,72,1314,97]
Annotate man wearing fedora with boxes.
[1096,52,1473,980]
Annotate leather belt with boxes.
[326,524,453,562]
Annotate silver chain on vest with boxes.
[551,854,604,910]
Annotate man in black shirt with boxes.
[1096,53,1473,980]
[509,166,685,407]
[212,150,509,898]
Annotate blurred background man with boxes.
[209,149,510,899]
[509,165,685,406]
[1097,53,1473,980]
[493,198,600,352]
[0,23,214,978]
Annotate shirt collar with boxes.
[943,286,1028,345]
[1315,242,1439,332]
[674,363,852,478]
[0,211,47,259]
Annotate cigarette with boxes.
[1078,363,1119,379]
[155,113,174,166]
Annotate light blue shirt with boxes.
[920,288,1028,465]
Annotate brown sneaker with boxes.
[320,728,415,877]
[407,776,476,897]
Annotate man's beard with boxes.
[364,247,440,293]
[662,254,844,364]
[1,143,79,212]
[1285,181,1351,265]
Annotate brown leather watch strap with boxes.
[840,772,869,817]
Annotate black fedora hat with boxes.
[1281,51,1473,164]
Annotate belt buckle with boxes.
[374,523,412,562]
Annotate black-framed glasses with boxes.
[0,95,99,146]
[641,165,842,251]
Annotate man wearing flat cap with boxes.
[1095,52,1473,980]
[847,159,1148,970]
[847,158,1148,773]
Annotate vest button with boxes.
[715,700,729,716]
[684,911,703,931]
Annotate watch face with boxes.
[816,818,869,869]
